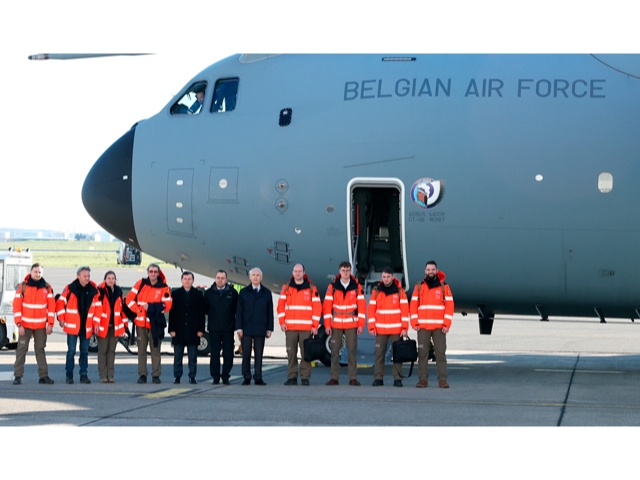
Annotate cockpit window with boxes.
[210,78,239,113]
[170,81,208,115]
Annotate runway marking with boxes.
[535,369,622,374]
[557,355,579,426]
[186,392,640,411]
[141,388,193,399]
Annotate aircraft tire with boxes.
[88,334,99,353]
[197,331,211,357]
[0,323,8,349]
[317,326,332,367]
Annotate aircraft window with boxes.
[211,78,239,113]
[598,172,613,193]
[170,81,208,115]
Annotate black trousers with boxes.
[173,344,197,379]
[241,335,265,381]
[209,331,235,381]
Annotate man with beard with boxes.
[410,260,454,388]
[126,263,173,384]
[367,267,409,387]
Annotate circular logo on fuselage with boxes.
[410,177,445,209]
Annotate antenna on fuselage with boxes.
[28,53,153,61]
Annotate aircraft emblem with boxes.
[410,178,446,209]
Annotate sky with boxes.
[3,0,638,470]
[0,1,636,233]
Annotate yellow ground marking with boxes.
[141,388,192,399]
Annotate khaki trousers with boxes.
[14,328,48,378]
[98,325,118,380]
[137,326,162,377]
[329,327,358,381]
[374,334,403,380]
[417,329,447,381]
[285,330,311,380]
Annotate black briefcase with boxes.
[392,337,418,377]
[303,334,326,362]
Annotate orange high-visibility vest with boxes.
[277,275,322,331]
[367,278,409,335]
[323,275,366,330]
[125,271,172,329]
[13,274,55,330]
[56,280,102,338]
[96,282,127,338]
[410,271,454,330]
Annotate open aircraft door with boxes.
[338,178,410,366]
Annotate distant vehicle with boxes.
[117,242,141,265]
[0,247,33,350]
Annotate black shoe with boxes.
[212,378,220,385]
[174,377,181,384]
[254,379,266,385]
[80,375,91,384]
[242,379,251,385]
[372,379,384,386]
[222,379,230,385]
[137,375,147,384]
[284,378,297,386]
[66,375,74,384]
[301,379,310,386]
[393,380,403,387]
[39,376,54,385]
[13,376,22,385]
[152,376,161,384]
[189,378,197,384]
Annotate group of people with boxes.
[276,260,454,388]
[12,259,454,389]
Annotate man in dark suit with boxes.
[236,268,273,385]
[168,271,205,384]
[204,270,238,385]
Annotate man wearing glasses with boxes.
[126,263,173,384]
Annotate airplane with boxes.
[81,54,640,339]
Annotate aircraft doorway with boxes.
[347,178,408,292]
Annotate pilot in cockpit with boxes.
[188,85,206,114]
[170,82,207,115]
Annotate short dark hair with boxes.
[181,271,194,280]
[216,270,227,277]
[426,260,438,268]
[338,261,352,270]
[31,263,41,270]
[382,267,394,275]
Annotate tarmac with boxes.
[2,267,640,427]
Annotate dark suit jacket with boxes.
[204,284,238,333]
[168,287,205,346]
[235,285,273,336]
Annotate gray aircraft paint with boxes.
[87,54,640,320]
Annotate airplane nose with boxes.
[82,126,141,250]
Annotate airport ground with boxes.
[2,268,640,429]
